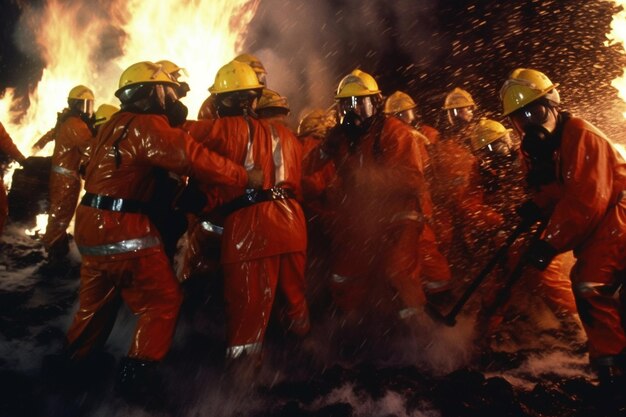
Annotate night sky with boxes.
[1,0,625,139]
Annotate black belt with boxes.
[218,187,296,217]
[80,192,147,214]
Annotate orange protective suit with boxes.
[464,153,577,318]
[534,117,626,361]
[409,126,451,294]
[0,122,26,235]
[429,127,477,257]
[322,116,427,317]
[42,114,92,254]
[65,112,249,361]
[186,116,309,358]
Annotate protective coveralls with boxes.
[42,113,93,255]
[0,122,26,235]
[531,116,626,361]
[321,114,427,317]
[65,111,250,362]
[187,114,309,358]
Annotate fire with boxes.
[0,0,259,155]
[607,0,626,118]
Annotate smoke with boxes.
[242,0,440,127]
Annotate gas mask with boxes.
[338,95,377,141]
[510,101,559,162]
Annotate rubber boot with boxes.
[116,357,164,408]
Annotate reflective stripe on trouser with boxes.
[77,235,161,256]
[65,250,182,361]
[43,170,81,248]
[223,251,308,358]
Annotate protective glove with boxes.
[516,200,543,227]
[524,239,557,271]
[20,156,39,171]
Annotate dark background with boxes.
[2,0,625,139]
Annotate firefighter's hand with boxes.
[516,200,543,227]
[245,168,264,189]
[524,239,557,271]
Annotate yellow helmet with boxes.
[155,59,188,79]
[470,118,512,151]
[94,104,119,127]
[443,87,475,110]
[234,53,267,76]
[335,69,381,99]
[68,85,95,101]
[384,91,417,114]
[297,108,336,137]
[116,61,179,97]
[209,60,264,94]
[500,68,560,116]
[256,88,290,111]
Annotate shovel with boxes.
[425,219,535,326]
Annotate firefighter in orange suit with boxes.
[501,68,626,393]
[430,87,479,272]
[64,61,262,397]
[383,91,452,299]
[42,85,95,261]
[0,122,26,235]
[312,70,427,320]
[467,119,577,328]
[185,60,309,362]
[198,53,267,120]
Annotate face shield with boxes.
[447,106,473,126]
[508,101,552,135]
[70,99,94,117]
[337,95,377,123]
[475,136,513,171]
[396,108,417,127]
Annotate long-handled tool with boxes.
[425,220,535,326]
[479,220,549,320]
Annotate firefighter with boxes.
[500,68,626,395]
[42,85,95,263]
[468,119,578,332]
[185,60,309,366]
[79,104,119,175]
[429,87,480,274]
[198,53,267,120]
[383,91,452,300]
[256,88,290,126]
[63,61,262,399]
[312,69,427,325]
[0,122,26,236]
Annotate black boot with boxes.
[596,361,626,415]
[116,357,164,407]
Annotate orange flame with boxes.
[0,0,259,156]
[607,0,626,119]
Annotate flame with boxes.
[0,0,259,155]
[607,0,626,118]
[25,214,49,238]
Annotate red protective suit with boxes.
[197,95,217,120]
[42,114,92,253]
[429,126,478,276]
[322,116,426,317]
[464,153,577,319]
[186,116,309,358]
[534,116,626,361]
[0,122,26,235]
[66,112,249,361]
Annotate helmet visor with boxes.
[508,102,550,133]
[338,96,375,120]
